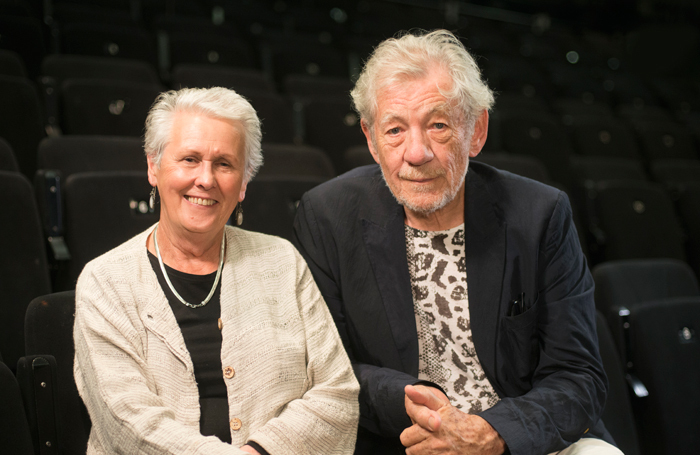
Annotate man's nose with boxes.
[403,130,434,166]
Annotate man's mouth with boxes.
[399,168,444,182]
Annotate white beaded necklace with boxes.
[153,223,225,309]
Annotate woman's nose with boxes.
[195,162,215,188]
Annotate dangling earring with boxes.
[149,186,157,210]
[235,203,243,226]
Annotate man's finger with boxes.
[405,394,442,432]
[400,422,431,448]
[405,384,449,411]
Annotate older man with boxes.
[293,30,620,455]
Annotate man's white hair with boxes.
[144,87,263,182]
[351,29,494,128]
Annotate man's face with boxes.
[362,68,487,219]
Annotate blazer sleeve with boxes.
[478,192,608,455]
[246,249,360,454]
[73,266,247,455]
[293,196,422,438]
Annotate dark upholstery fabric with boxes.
[625,298,700,455]
[593,259,699,314]
[595,311,641,455]
[37,135,146,180]
[0,171,51,370]
[22,291,90,455]
[58,171,157,290]
[0,361,34,455]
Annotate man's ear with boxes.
[361,119,381,165]
[468,110,489,158]
[146,154,158,187]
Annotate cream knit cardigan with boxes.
[74,225,359,454]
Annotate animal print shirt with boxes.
[405,223,500,414]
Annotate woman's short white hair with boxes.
[351,29,494,127]
[144,87,263,182]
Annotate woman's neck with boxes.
[147,223,224,275]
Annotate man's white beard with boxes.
[378,165,468,216]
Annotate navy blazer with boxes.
[293,162,613,455]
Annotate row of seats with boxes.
[2,258,699,455]
[2,0,460,80]
[2,2,699,181]
[0,166,325,370]
[0,64,365,177]
[4,30,698,123]
[2,132,698,284]
[1,61,699,183]
[2,147,699,369]
[471,153,700,274]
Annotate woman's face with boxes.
[148,111,247,240]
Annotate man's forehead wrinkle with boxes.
[427,102,453,117]
[378,102,454,127]
[378,111,403,127]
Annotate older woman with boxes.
[73,87,359,455]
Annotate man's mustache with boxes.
[399,166,446,180]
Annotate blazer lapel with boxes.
[464,167,507,390]
[358,166,507,381]
[361,176,418,376]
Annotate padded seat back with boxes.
[588,181,686,262]
[20,290,90,455]
[593,259,699,315]
[0,136,19,172]
[624,298,700,455]
[595,311,640,455]
[244,176,327,242]
[60,79,163,136]
[37,135,146,180]
[257,143,335,179]
[60,171,157,289]
[0,75,45,177]
[0,361,33,455]
[0,171,51,370]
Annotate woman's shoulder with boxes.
[225,226,305,268]
[226,225,294,250]
[79,227,152,282]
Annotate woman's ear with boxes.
[146,154,158,187]
[238,181,248,203]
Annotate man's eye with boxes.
[388,127,401,135]
[434,123,446,129]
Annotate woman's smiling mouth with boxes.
[185,196,217,206]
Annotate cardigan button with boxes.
[218,318,223,330]
[230,418,242,431]
[223,366,235,379]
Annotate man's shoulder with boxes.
[470,160,563,208]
